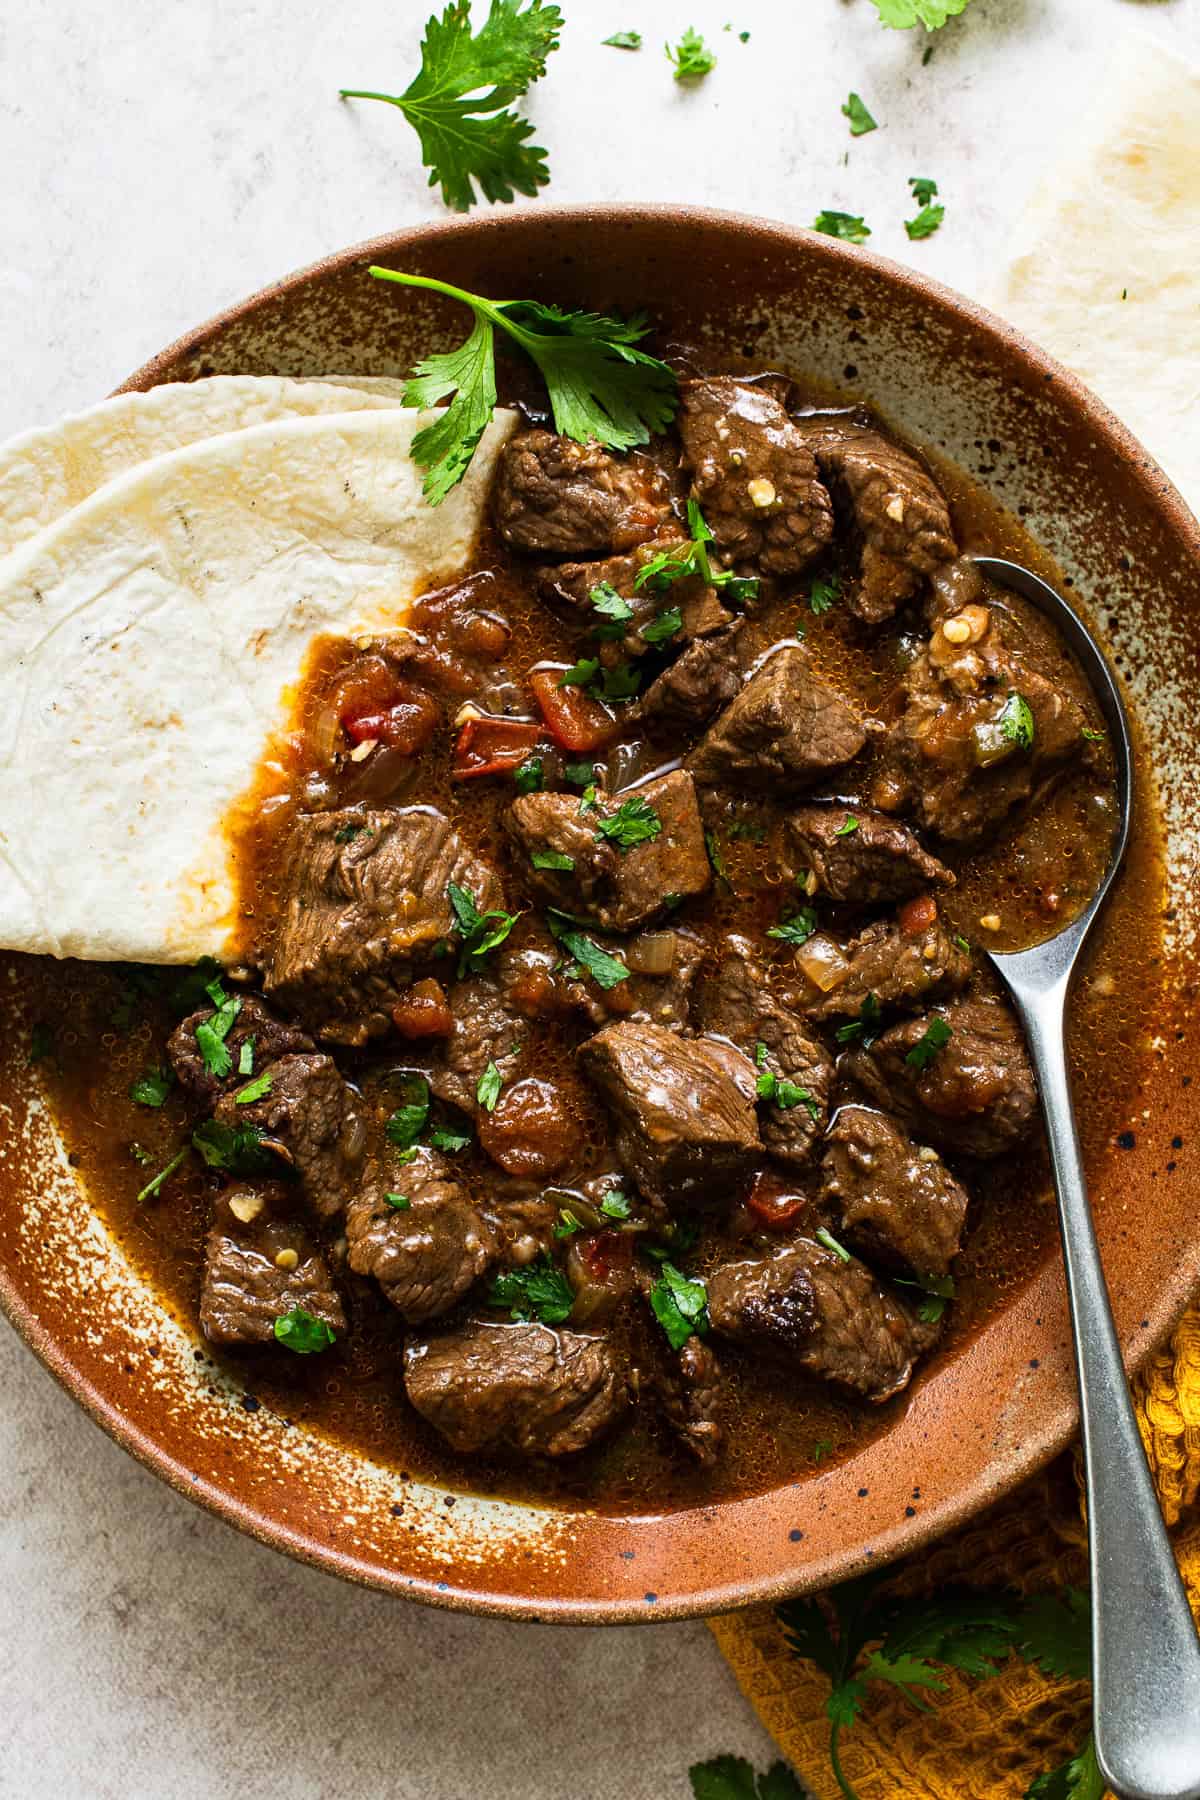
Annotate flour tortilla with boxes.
[0,375,420,561]
[0,405,517,963]
[989,35,1200,515]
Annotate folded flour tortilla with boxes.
[0,405,516,963]
[989,35,1200,513]
[0,375,418,561]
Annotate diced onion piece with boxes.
[796,932,851,992]
[627,931,678,976]
[311,704,343,766]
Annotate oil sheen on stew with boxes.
[31,365,1165,1516]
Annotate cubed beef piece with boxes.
[707,1239,931,1403]
[796,416,957,624]
[199,1184,345,1348]
[635,625,746,731]
[821,1104,968,1280]
[264,807,505,1045]
[494,430,670,557]
[704,935,832,1167]
[538,538,730,665]
[678,378,834,575]
[346,1146,495,1321]
[168,993,313,1106]
[579,1021,761,1208]
[844,997,1037,1159]
[650,1335,724,1467]
[214,1053,367,1221]
[878,604,1088,844]
[686,647,867,789]
[506,770,710,932]
[428,975,527,1118]
[786,805,954,905]
[797,910,972,1021]
[404,1317,628,1456]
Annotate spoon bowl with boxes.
[974,557,1200,1800]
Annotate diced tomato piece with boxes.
[581,1229,635,1280]
[898,893,939,938]
[341,684,439,756]
[391,978,454,1040]
[452,714,542,781]
[528,668,616,754]
[745,1169,808,1231]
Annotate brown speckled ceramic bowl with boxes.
[2,206,1198,1622]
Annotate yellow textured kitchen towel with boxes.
[709,33,1200,1799]
[708,1309,1200,1800]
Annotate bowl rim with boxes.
[5,201,1197,1623]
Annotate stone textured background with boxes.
[1,1,1195,1794]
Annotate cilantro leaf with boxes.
[1000,690,1035,750]
[640,606,683,645]
[192,1120,277,1175]
[447,880,521,974]
[767,906,818,947]
[603,30,642,50]
[386,1075,430,1151]
[904,1015,952,1070]
[1026,1734,1103,1800]
[553,923,630,990]
[385,1192,412,1210]
[870,0,972,28]
[274,1308,337,1355]
[234,1070,274,1106]
[238,1037,255,1077]
[589,580,635,624]
[599,1187,632,1219]
[897,1270,956,1323]
[130,1066,173,1109]
[514,755,544,793]
[559,656,601,689]
[906,203,945,240]
[809,572,841,615]
[597,660,642,703]
[813,211,871,245]
[135,1145,189,1205]
[194,990,242,1080]
[563,759,596,786]
[596,794,662,852]
[816,1225,853,1263]
[842,92,878,135]
[429,1125,472,1153]
[689,1757,806,1800]
[340,1,563,213]
[705,829,731,888]
[1015,1588,1090,1682]
[650,1260,709,1350]
[666,27,716,81]
[488,1251,574,1323]
[834,815,859,837]
[836,992,882,1046]
[532,848,575,871]
[477,1060,503,1112]
[909,175,939,206]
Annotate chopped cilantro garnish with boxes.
[909,175,939,207]
[842,91,878,135]
[514,755,544,793]
[834,815,859,837]
[238,1037,255,1077]
[815,1225,852,1263]
[385,1192,412,1211]
[597,660,642,703]
[273,1308,336,1355]
[386,1076,430,1151]
[234,1070,273,1106]
[999,690,1035,750]
[768,905,818,946]
[135,1145,189,1205]
[870,0,973,30]
[192,1120,276,1175]
[753,1046,819,1117]
[334,823,363,844]
[813,211,871,245]
[812,1439,833,1464]
[564,760,596,786]
[1081,726,1106,744]
[559,657,601,689]
[904,1015,953,1070]
[640,606,684,645]
[130,1066,173,1109]
[835,992,882,1046]
[554,1208,583,1238]
[488,1252,574,1324]
[447,881,521,974]
[590,581,635,625]
[906,203,945,241]
[596,794,662,851]
[897,1271,956,1323]
[809,572,841,615]
[649,1260,710,1350]
[532,849,575,871]
[477,1060,503,1113]
[953,933,971,954]
[429,1125,472,1154]
[666,26,716,80]
[603,29,641,49]
[705,829,731,887]
[600,1187,633,1220]
[550,919,630,990]
[194,983,242,1079]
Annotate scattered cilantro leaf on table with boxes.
[842,92,878,135]
[603,29,641,49]
[340,0,563,213]
[1026,1734,1103,1800]
[369,269,678,501]
[910,176,939,207]
[813,211,871,245]
[870,0,972,28]
[906,204,945,240]
[667,27,717,81]
[689,1756,806,1800]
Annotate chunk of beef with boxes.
[494,430,670,558]
[404,1317,628,1456]
[428,975,526,1118]
[346,1146,495,1321]
[635,625,746,732]
[821,1104,968,1279]
[213,1053,366,1221]
[199,1184,345,1348]
[264,807,504,1045]
[538,538,730,665]
[506,769,710,932]
[678,377,834,575]
[878,602,1087,843]
[797,910,972,1021]
[168,993,313,1106]
[707,1239,931,1403]
[844,997,1037,1159]
[704,935,832,1166]
[651,1336,724,1467]
[786,804,954,905]
[796,416,957,624]
[579,1021,761,1208]
[686,647,867,790]
[477,1077,577,1179]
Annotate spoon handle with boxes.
[1013,979,1200,1800]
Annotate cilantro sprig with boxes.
[488,1251,574,1323]
[370,268,678,502]
[635,499,759,603]
[649,1260,710,1350]
[340,1,562,213]
[447,881,521,974]
[666,27,716,81]
[870,0,973,29]
[813,211,871,245]
[595,794,662,852]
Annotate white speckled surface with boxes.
[1,1,1197,1795]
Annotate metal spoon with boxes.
[973,557,1200,1800]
